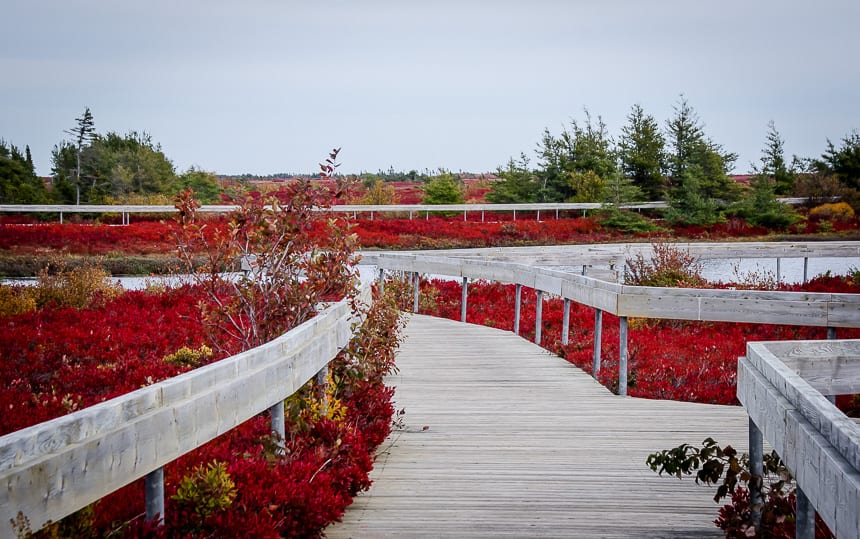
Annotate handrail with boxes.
[0,287,370,533]
[0,199,822,217]
[738,340,860,538]
[363,243,860,328]
[0,202,658,214]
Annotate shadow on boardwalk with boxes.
[327,315,749,538]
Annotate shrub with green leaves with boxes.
[172,461,237,520]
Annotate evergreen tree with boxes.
[664,96,739,223]
[487,154,539,203]
[0,139,49,203]
[665,96,705,180]
[534,109,617,202]
[422,172,465,204]
[730,173,799,228]
[618,104,667,200]
[821,130,860,191]
[757,121,795,195]
[63,107,96,204]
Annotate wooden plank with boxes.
[328,315,751,538]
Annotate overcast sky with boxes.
[2,0,858,177]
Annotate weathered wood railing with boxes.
[0,287,370,534]
[364,242,860,396]
[739,340,860,538]
[0,200,816,223]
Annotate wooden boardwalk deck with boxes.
[327,315,751,538]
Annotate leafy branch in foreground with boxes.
[647,438,832,538]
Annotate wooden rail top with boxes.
[363,243,860,328]
[0,290,368,533]
[738,340,860,538]
[2,200,826,215]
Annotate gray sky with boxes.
[2,0,858,177]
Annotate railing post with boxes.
[413,272,420,313]
[536,210,540,221]
[826,326,837,403]
[145,467,165,525]
[461,277,468,323]
[464,209,467,222]
[748,417,763,530]
[592,308,603,377]
[535,290,543,345]
[618,316,628,396]
[269,401,285,451]
[316,365,329,416]
[561,298,570,346]
[513,209,516,221]
[796,487,815,539]
[514,284,522,335]
[803,256,809,284]
[377,268,385,294]
[776,257,781,284]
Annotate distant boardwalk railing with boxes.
[0,288,369,534]
[0,200,814,223]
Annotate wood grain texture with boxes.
[738,354,860,538]
[327,315,751,538]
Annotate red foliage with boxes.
[0,286,398,537]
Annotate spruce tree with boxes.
[618,104,667,200]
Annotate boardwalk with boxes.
[327,315,752,538]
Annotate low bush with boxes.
[809,201,855,221]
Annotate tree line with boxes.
[0,107,223,205]
[484,96,859,227]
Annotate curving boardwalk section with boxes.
[328,315,752,538]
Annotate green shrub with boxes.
[172,461,237,520]
[162,345,213,368]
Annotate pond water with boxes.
[2,266,382,290]
[4,259,858,289]
[700,257,860,284]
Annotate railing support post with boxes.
[776,257,781,284]
[269,400,285,451]
[377,269,385,294]
[796,487,815,539]
[145,467,165,525]
[592,308,603,377]
[561,298,570,346]
[826,326,837,403]
[619,316,628,396]
[513,284,522,335]
[535,290,543,345]
[461,277,468,323]
[412,272,420,313]
[803,256,809,284]
[748,417,763,530]
[316,365,329,416]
